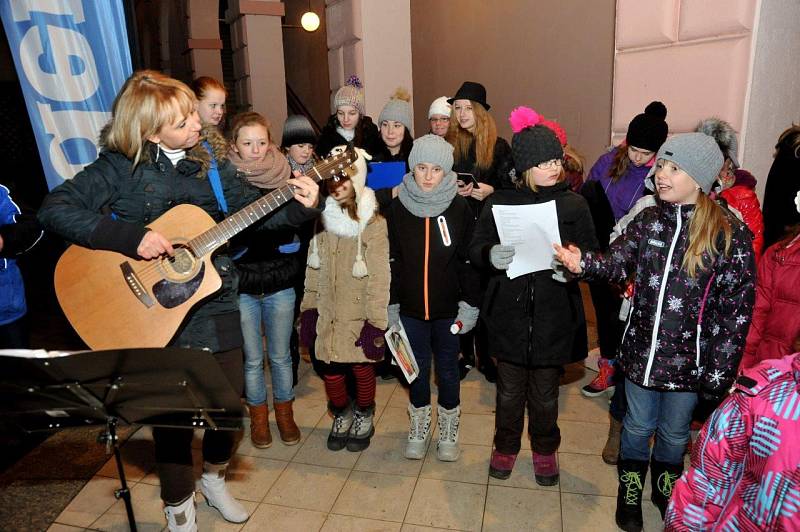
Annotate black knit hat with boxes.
[448,81,490,111]
[626,101,668,152]
[512,125,564,175]
[281,115,317,149]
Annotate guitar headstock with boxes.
[322,145,360,182]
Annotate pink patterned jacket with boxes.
[666,353,800,531]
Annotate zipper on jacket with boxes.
[424,217,430,320]
[643,205,682,385]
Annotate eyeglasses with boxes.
[429,117,449,123]
[537,159,563,170]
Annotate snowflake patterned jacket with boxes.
[665,353,800,531]
[582,201,756,394]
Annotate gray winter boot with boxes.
[346,404,375,452]
[436,405,461,462]
[327,402,354,451]
[405,403,432,460]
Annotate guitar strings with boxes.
[125,152,357,286]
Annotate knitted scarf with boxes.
[398,170,458,218]
[227,143,291,189]
[288,155,316,176]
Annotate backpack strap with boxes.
[202,141,228,215]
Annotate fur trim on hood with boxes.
[307,187,377,278]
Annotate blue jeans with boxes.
[240,289,296,405]
[402,315,460,410]
[621,378,697,464]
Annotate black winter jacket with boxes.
[470,182,599,367]
[37,146,320,352]
[316,114,384,160]
[387,194,481,320]
[232,187,306,296]
[452,137,513,218]
[582,202,756,394]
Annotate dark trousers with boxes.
[403,315,460,410]
[153,348,244,505]
[0,316,28,349]
[494,361,561,455]
[609,370,628,421]
[587,281,624,359]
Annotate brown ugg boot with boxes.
[602,416,623,465]
[247,403,272,448]
[273,400,301,445]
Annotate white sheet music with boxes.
[0,349,75,358]
[491,201,562,279]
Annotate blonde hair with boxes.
[229,112,271,145]
[446,101,497,170]
[104,70,197,167]
[520,167,565,192]
[682,193,733,278]
[564,144,584,177]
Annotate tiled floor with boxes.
[48,361,666,531]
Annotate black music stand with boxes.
[0,348,244,532]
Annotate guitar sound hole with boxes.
[159,245,198,282]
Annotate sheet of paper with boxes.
[491,201,562,279]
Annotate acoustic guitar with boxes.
[54,146,360,350]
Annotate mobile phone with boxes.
[455,172,480,189]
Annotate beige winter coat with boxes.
[300,189,390,364]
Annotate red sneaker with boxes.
[489,449,517,479]
[581,358,616,397]
[532,451,559,486]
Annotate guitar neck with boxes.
[188,152,353,257]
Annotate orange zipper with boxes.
[424,217,430,320]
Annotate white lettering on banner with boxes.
[37,102,109,179]
[20,24,99,101]
[3,0,131,186]
[11,0,85,23]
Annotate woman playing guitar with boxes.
[37,71,321,531]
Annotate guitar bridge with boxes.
[121,261,155,308]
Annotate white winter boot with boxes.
[200,462,249,523]
[437,405,461,462]
[405,403,432,460]
[164,494,197,532]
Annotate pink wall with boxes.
[325,0,413,125]
[612,0,756,145]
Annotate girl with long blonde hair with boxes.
[554,132,756,531]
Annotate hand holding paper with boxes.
[491,201,562,279]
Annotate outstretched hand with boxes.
[552,243,582,274]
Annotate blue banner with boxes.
[1,0,132,190]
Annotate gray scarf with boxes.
[398,170,458,217]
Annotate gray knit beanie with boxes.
[378,88,413,132]
[281,114,317,149]
[647,132,723,194]
[408,134,454,174]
